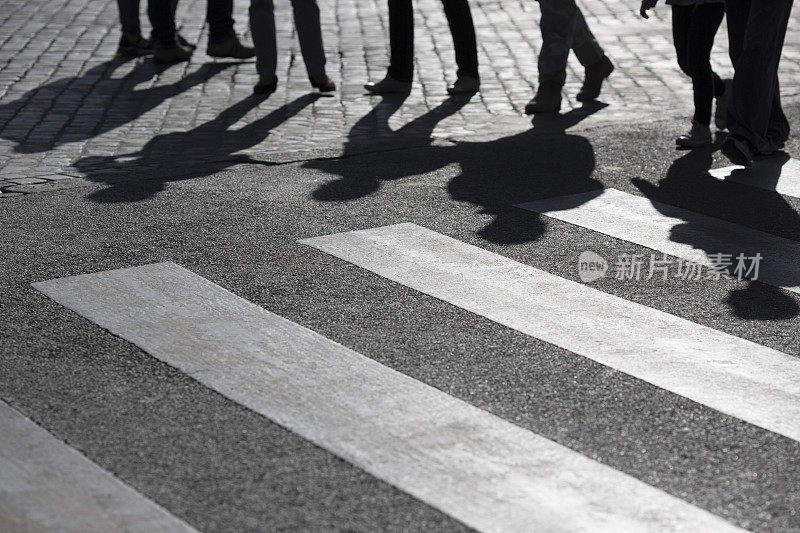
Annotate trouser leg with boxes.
[117,0,142,36]
[725,0,793,152]
[250,0,278,78]
[441,0,479,78]
[291,0,327,78]
[387,0,414,81]
[569,6,604,68]
[536,0,579,86]
[685,3,724,126]
[671,5,692,76]
[148,0,177,47]
[207,0,235,43]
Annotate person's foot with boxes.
[714,79,732,130]
[176,33,197,51]
[207,35,255,59]
[364,75,412,94]
[153,44,193,64]
[576,55,614,102]
[721,135,754,167]
[310,74,336,92]
[117,34,153,57]
[446,75,480,95]
[524,81,561,114]
[676,120,712,148]
[254,75,278,95]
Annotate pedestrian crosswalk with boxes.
[20,179,800,531]
[0,400,197,533]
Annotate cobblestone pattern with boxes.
[0,0,798,194]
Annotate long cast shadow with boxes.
[75,93,321,203]
[633,145,800,320]
[0,58,238,154]
[307,99,605,244]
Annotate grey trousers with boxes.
[537,0,605,86]
[249,0,327,79]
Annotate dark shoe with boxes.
[310,74,336,92]
[447,75,480,95]
[364,75,412,94]
[525,82,561,114]
[154,44,193,64]
[676,120,712,148]
[721,135,753,167]
[714,79,732,130]
[576,56,614,102]
[176,33,197,51]
[117,34,153,57]
[254,75,278,95]
[207,35,255,59]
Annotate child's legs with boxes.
[686,3,725,126]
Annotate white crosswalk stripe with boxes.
[709,157,800,198]
[32,262,746,533]
[518,188,800,293]
[0,400,197,533]
[300,222,800,442]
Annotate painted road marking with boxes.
[518,188,800,293]
[34,262,743,533]
[0,400,197,533]
[301,223,800,443]
[709,157,800,198]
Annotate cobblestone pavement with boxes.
[0,0,798,196]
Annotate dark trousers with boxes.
[537,0,605,86]
[387,0,479,82]
[671,4,725,127]
[725,0,793,152]
[148,0,234,47]
[117,0,143,37]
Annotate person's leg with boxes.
[207,0,235,44]
[290,0,327,79]
[726,0,793,153]
[387,0,414,82]
[536,0,578,87]
[569,7,604,68]
[685,3,725,127]
[441,0,479,79]
[148,0,177,48]
[671,5,692,77]
[250,0,278,79]
[117,0,142,37]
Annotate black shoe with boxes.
[310,74,336,92]
[721,136,753,167]
[207,35,255,59]
[176,33,197,51]
[153,44,193,64]
[117,34,153,57]
[254,76,278,95]
[525,82,561,114]
[576,56,614,102]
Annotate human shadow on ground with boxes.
[306,98,605,244]
[633,143,800,320]
[0,58,238,154]
[75,93,321,203]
